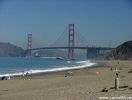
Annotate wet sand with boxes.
[0,60,132,100]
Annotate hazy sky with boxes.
[0,0,132,49]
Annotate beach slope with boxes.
[0,60,132,100]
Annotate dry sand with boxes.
[0,60,132,100]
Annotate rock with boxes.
[101,88,108,92]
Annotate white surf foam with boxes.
[76,60,90,63]
[0,60,96,77]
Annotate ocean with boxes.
[0,57,96,77]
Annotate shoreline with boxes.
[11,60,105,80]
[0,60,97,78]
[0,60,104,80]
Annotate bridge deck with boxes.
[26,46,114,51]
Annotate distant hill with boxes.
[107,40,132,60]
[0,42,25,57]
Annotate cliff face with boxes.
[107,40,132,60]
[0,42,25,57]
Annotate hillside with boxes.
[0,42,25,57]
[107,40,132,60]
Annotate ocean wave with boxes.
[76,60,90,63]
[0,60,96,77]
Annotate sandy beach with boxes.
[0,60,132,100]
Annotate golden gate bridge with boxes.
[26,24,114,59]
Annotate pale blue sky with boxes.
[0,0,132,49]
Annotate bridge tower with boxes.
[27,33,32,57]
[68,24,74,59]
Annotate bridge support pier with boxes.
[86,48,89,59]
